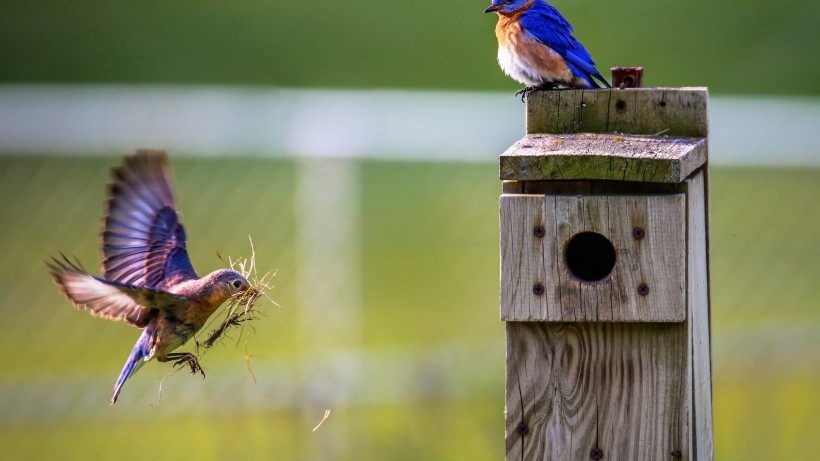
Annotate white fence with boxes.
[1,84,818,165]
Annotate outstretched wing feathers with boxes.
[103,251,151,284]
[101,150,198,289]
[48,256,188,328]
[119,153,175,210]
[49,150,201,328]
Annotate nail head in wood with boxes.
[638,283,650,296]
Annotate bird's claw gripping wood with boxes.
[167,352,206,378]
[515,87,534,102]
[515,83,559,102]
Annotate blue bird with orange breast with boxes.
[485,0,610,98]
[49,150,253,404]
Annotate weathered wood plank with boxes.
[499,133,707,182]
[506,322,689,461]
[686,170,714,460]
[500,194,686,322]
[500,195,554,320]
[526,88,708,137]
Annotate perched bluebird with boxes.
[485,0,610,98]
[49,150,252,405]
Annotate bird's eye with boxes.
[232,280,243,289]
[506,0,515,3]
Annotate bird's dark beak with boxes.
[484,3,502,13]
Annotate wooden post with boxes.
[499,88,713,460]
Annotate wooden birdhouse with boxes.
[499,88,713,460]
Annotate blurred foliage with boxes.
[0,156,818,459]
[0,0,818,94]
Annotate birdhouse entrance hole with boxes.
[564,231,616,282]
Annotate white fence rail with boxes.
[1,85,818,165]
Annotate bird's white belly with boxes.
[497,44,543,86]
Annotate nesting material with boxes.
[197,237,276,353]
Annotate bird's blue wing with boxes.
[520,4,609,88]
[102,150,198,290]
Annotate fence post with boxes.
[499,88,713,460]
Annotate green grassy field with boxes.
[0,156,818,459]
[1,0,818,95]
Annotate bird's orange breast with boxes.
[494,3,530,48]
[186,297,225,327]
[493,5,574,86]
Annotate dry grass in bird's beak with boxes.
[198,236,277,351]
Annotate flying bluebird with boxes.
[49,150,252,405]
[485,0,610,98]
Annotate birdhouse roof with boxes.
[500,133,706,183]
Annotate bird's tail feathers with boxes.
[593,72,612,89]
[580,69,610,89]
[111,337,150,405]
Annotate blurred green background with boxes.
[1,0,819,460]
[1,0,819,94]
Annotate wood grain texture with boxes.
[500,194,686,322]
[505,322,689,460]
[686,171,714,460]
[500,194,557,321]
[499,133,707,182]
[526,88,708,138]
